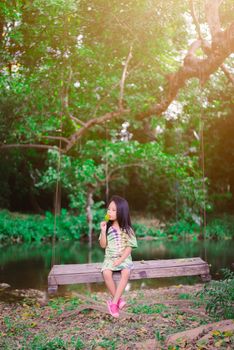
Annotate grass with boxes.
[178,293,191,299]
[0,283,233,349]
[130,303,168,315]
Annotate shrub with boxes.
[198,268,234,319]
[132,222,166,239]
[0,209,102,244]
[165,214,234,241]
[165,219,200,241]
[205,215,234,240]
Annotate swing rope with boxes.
[198,0,207,262]
[51,81,63,268]
[199,83,207,262]
[51,138,62,268]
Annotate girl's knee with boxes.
[103,269,113,279]
[121,269,130,278]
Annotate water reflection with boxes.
[0,239,233,292]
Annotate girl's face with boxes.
[107,201,117,221]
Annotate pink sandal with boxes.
[118,297,126,309]
[107,300,119,317]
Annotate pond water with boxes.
[0,239,233,295]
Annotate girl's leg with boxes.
[112,269,130,304]
[102,269,117,297]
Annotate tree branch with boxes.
[205,0,223,38]
[0,143,63,152]
[220,63,234,85]
[65,21,232,150]
[2,3,234,153]
[119,46,133,110]
[62,67,87,127]
[93,61,142,117]
[190,0,234,85]
[135,20,234,121]
[69,114,86,127]
[189,0,203,40]
[91,163,145,188]
[40,135,70,144]
[64,109,130,152]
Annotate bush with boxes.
[165,219,200,241]
[198,268,234,319]
[0,209,102,244]
[165,214,234,241]
[205,215,234,240]
[132,222,166,239]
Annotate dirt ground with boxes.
[0,283,233,349]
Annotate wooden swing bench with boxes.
[48,257,211,293]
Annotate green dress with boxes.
[99,226,138,272]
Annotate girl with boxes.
[99,195,138,318]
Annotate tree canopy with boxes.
[0,0,233,220]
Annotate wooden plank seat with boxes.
[48,257,211,293]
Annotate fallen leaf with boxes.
[214,340,223,347]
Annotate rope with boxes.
[51,139,62,268]
[51,77,63,268]
[199,89,207,262]
[198,0,207,262]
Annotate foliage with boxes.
[1,209,234,245]
[0,209,93,243]
[205,215,234,240]
[164,214,234,241]
[198,268,234,319]
[131,212,210,243]
[165,220,200,241]
[0,0,233,222]
[132,222,166,239]
[36,140,205,227]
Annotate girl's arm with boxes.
[113,247,132,266]
[99,221,107,248]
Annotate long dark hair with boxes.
[106,195,133,236]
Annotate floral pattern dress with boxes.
[99,226,138,272]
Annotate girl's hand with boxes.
[100,221,107,232]
[113,258,122,267]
